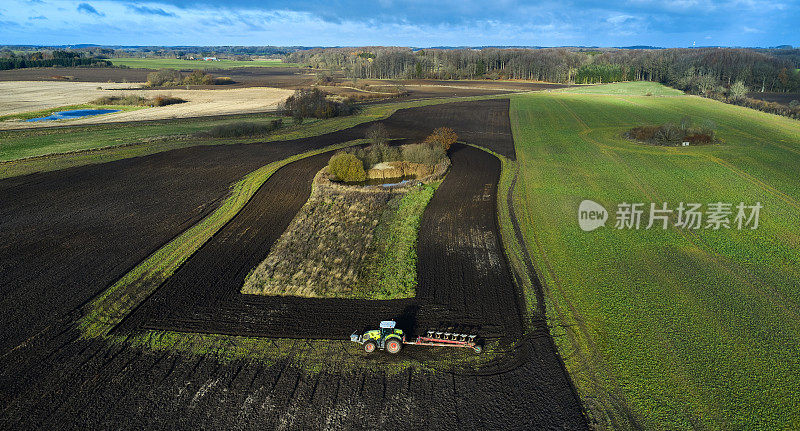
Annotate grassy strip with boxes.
[79,140,365,339]
[0,93,510,177]
[105,328,508,375]
[359,182,439,299]
[0,103,143,121]
[110,58,298,69]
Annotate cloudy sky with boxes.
[0,0,797,47]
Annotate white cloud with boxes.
[0,0,588,46]
[607,14,636,25]
[0,0,794,47]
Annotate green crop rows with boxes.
[509,83,800,429]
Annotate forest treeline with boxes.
[286,47,800,93]
[0,50,110,70]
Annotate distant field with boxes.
[0,115,288,162]
[110,58,298,69]
[0,81,292,130]
[510,83,800,429]
[558,81,685,96]
[0,93,510,177]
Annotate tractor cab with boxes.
[379,320,400,338]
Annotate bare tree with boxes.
[366,123,389,146]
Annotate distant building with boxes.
[202,57,218,61]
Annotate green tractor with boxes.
[350,320,405,354]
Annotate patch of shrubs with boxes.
[401,143,447,166]
[146,69,184,87]
[351,143,401,168]
[213,76,234,85]
[278,88,360,123]
[625,116,718,146]
[327,123,454,182]
[145,69,233,87]
[196,119,283,138]
[151,95,187,107]
[91,94,187,107]
[328,152,366,182]
[91,95,150,106]
[181,70,215,85]
[423,127,458,151]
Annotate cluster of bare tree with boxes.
[286,47,800,93]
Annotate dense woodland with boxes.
[0,50,110,70]
[286,47,800,93]
[1,45,294,61]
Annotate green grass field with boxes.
[110,57,297,69]
[557,81,685,96]
[509,84,800,429]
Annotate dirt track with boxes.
[0,99,587,429]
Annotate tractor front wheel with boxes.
[473,345,483,354]
[364,340,377,354]
[386,339,402,354]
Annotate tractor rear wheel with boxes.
[386,338,402,354]
[364,340,377,354]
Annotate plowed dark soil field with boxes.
[0,99,587,429]
[119,144,517,342]
[0,99,512,354]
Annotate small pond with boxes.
[26,109,121,122]
[337,175,417,187]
